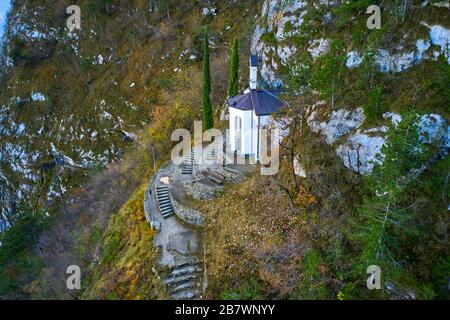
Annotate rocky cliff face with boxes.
[0,1,187,222]
[252,0,449,174]
[201,1,449,301]
[0,1,260,226]
[253,1,450,82]
[0,0,261,299]
[0,0,448,300]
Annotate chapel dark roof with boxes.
[250,55,259,67]
[227,89,284,116]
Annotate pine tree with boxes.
[309,39,345,109]
[352,110,431,283]
[227,38,240,97]
[202,31,214,130]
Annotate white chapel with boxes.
[227,55,284,161]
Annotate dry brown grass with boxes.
[202,175,311,299]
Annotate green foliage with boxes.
[0,204,45,298]
[284,20,294,34]
[80,56,92,73]
[355,50,375,89]
[83,184,168,300]
[333,0,372,29]
[353,50,388,120]
[348,110,449,297]
[421,55,450,111]
[309,39,346,108]
[10,38,26,66]
[296,250,331,299]
[364,85,385,120]
[220,277,264,300]
[202,31,214,130]
[358,111,427,267]
[100,231,122,265]
[90,225,103,247]
[260,31,277,46]
[227,38,240,97]
[84,0,116,17]
[431,257,450,299]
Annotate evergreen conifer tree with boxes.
[227,38,240,97]
[202,31,214,130]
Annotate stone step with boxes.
[172,261,202,271]
[171,291,199,300]
[171,281,199,294]
[162,207,174,214]
[157,193,169,198]
[164,274,197,287]
[160,209,173,216]
[160,203,173,210]
[161,211,174,218]
[157,196,170,201]
[160,204,173,211]
[157,189,174,218]
[162,212,174,219]
[171,265,202,277]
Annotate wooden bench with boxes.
[208,170,226,185]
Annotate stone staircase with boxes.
[164,261,203,300]
[204,148,217,163]
[156,185,174,219]
[181,149,195,175]
[204,136,224,164]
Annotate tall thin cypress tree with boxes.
[202,31,214,130]
[227,38,240,97]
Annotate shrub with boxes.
[260,31,277,46]
[364,86,385,120]
[295,250,332,300]
[220,277,264,300]
[84,0,116,17]
[0,203,45,298]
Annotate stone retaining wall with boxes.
[170,194,204,227]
